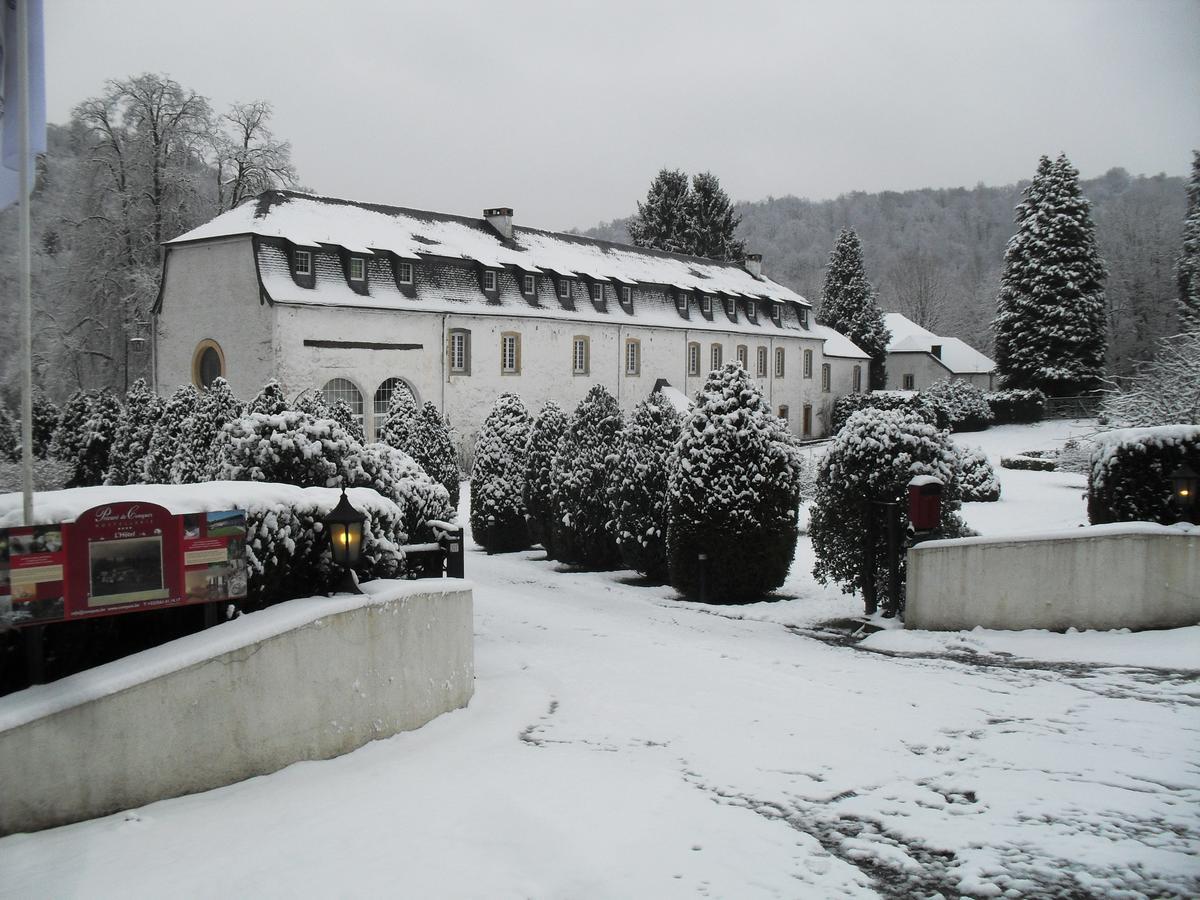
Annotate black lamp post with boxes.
[1170,464,1199,525]
[325,488,367,594]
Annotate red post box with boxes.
[908,476,943,532]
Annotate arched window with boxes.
[322,378,365,432]
[192,339,225,390]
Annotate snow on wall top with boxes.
[169,191,812,308]
[884,312,994,374]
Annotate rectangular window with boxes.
[803,349,813,378]
[397,261,414,285]
[770,302,781,325]
[775,346,785,378]
[294,249,311,276]
[484,270,497,292]
[711,343,723,371]
[746,300,756,321]
[725,298,736,320]
[559,278,571,299]
[853,365,862,393]
[349,257,365,281]
[821,363,831,392]
[572,336,589,375]
[757,346,768,377]
[803,404,813,437]
[799,308,809,328]
[779,405,789,421]
[621,286,632,306]
[701,294,712,316]
[625,338,640,376]
[687,342,700,376]
[736,345,748,369]
[592,282,603,302]
[676,291,688,312]
[903,373,915,390]
[523,273,535,295]
[448,330,470,374]
[501,333,520,374]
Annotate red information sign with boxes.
[0,502,247,629]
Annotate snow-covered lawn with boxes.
[2,419,1197,898]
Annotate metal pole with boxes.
[885,502,901,618]
[18,0,35,526]
[697,552,708,604]
[862,503,878,615]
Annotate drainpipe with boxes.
[441,313,447,413]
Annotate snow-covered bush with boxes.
[0,402,16,461]
[51,390,122,487]
[1000,454,1056,472]
[1087,425,1200,524]
[831,391,948,433]
[954,445,1001,502]
[1099,332,1200,427]
[470,393,532,552]
[329,399,366,444]
[30,393,60,459]
[523,401,568,555]
[606,393,681,581]
[348,442,454,544]
[145,386,199,483]
[105,379,165,485]
[376,386,420,448]
[552,385,623,568]
[171,377,243,483]
[246,380,289,416]
[667,364,804,601]
[986,388,1046,424]
[49,390,92,464]
[810,408,965,599]
[214,410,356,489]
[381,399,460,509]
[923,379,992,432]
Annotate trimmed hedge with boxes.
[923,379,992,432]
[831,391,949,433]
[1000,454,1056,472]
[1087,426,1200,524]
[987,389,1046,425]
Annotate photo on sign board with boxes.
[32,528,63,553]
[88,535,169,606]
[205,510,245,538]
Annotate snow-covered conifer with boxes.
[551,385,623,568]
[105,378,165,484]
[347,442,455,542]
[470,393,532,552]
[1176,151,1200,329]
[810,409,965,600]
[329,398,366,444]
[291,388,331,418]
[954,445,1001,502]
[414,402,461,508]
[214,410,355,488]
[523,401,568,555]
[171,377,243,483]
[685,172,746,262]
[628,168,693,255]
[144,386,199,483]
[666,363,804,601]
[993,154,1108,395]
[246,380,289,416]
[818,229,891,389]
[607,392,681,581]
[376,383,420,449]
[0,402,17,461]
[31,393,60,458]
[53,391,122,487]
[49,390,93,464]
[922,379,992,432]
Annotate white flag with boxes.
[0,0,46,211]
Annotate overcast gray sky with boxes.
[46,0,1200,231]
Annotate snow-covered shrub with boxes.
[0,402,16,461]
[105,378,165,485]
[214,410,356,489]
[145,386,199,483]
[1000,454,1056,472]
[347,442,454,544]
[1087,425,1200,524]
[329,399,366,444]
[986,388,1046,424]
[246,380,289,416]
[667,364,805,601]
[606,393,681,581]
[470,393,532,552]
[831,391,948,433]
[376,386,420,448]
[1099,332,1200,427]
[49,391,92,463]
[381,399,459,509]
[30,393,60,459]
[171,377,243,483]
[51,390,122,487]
[954,445,1001,502]
[1056,438,1097,475]
[552,385,623,568]
[291,388,332,419]
[810,408,965,599]
[923,378,992,432]
[523,401,568,555]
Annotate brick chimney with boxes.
[484,207,513,241]
[743,252,763,278]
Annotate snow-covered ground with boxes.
[2,419,1197,898]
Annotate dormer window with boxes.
[770,302,781,325]
[483,270,497,292]
[592,282,604,302]
[676,291,688,313]
[559,278,571,299]
[725,297,737,321]
[621,285,633,308]
[397,261,414,285]
[702,294,713,315]
[746,300,757,321]
[294,249,311,276]
[799,308,809,328]
[523,273,535,295]
[349,257,365,282]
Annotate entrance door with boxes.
[802,404,812,437]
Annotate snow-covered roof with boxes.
[810,323,870,359]
[169,191,812,309]
[883,313,994,374]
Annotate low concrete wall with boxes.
[0,580,473,835]
[907,524,1200,632]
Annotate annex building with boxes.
[154,191,869,448]
[883,313,996,392]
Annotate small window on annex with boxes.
[903,373,915,390]
[448,329,471,374]
[572,336,590,375]
[853,365,863,393]
[322,378,365,431]
[821,363,832,392]
[625,338,641,376]
[803,349,813,378]
[710,343,723,371]
[294,249,312,276]
[397,261,414,285]
[501,332,521,374]
[192,339,225,389]
[687,342,701,376]
[757,346,768,377]
[348,257,365,282]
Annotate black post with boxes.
[884,502,902,618]
[862,503,878,616]
[203,602,220,629]
[486,515,495,556]
[25,624,45,686]
[697,552,709,604]
[443,527,465,579]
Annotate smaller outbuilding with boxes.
[883,313,996,391]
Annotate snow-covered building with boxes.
[883,313,996,391]
[154,191,869,447]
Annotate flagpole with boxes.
[18,0,35,526]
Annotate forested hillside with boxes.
[583,168,1187,377]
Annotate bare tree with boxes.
[215,100,298,211]
[1100,331,1200,426]
[884,247,950,331]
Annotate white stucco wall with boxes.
[886,353,994,391]
[0,581,474,836]
[906,525,1200,632]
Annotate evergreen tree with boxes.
[606,393,681,581]
[31,393,61,459]
[377,385,421,450]
[52,391,122,487]
[329,398,366,444]
[470,393,532,552]
[627,168,693,255]
[0,402,17,461]
[246,380,289,416]
[551,385,624,568]
[292,388,332,419]
[214,410,356,489]
[686,171,746,262]
[523,401,568,556]
[145,385,199,482]
[1176,150,1200,329]
[171,377,243,482]
[993,154,1108,395]
[412,402,461,509]
[818,229,891,389]
[105,378,165,484]
[49,391,95,464]
[666,363,804,601]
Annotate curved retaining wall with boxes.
[906,523,1199,632]
[0,580,473,835]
